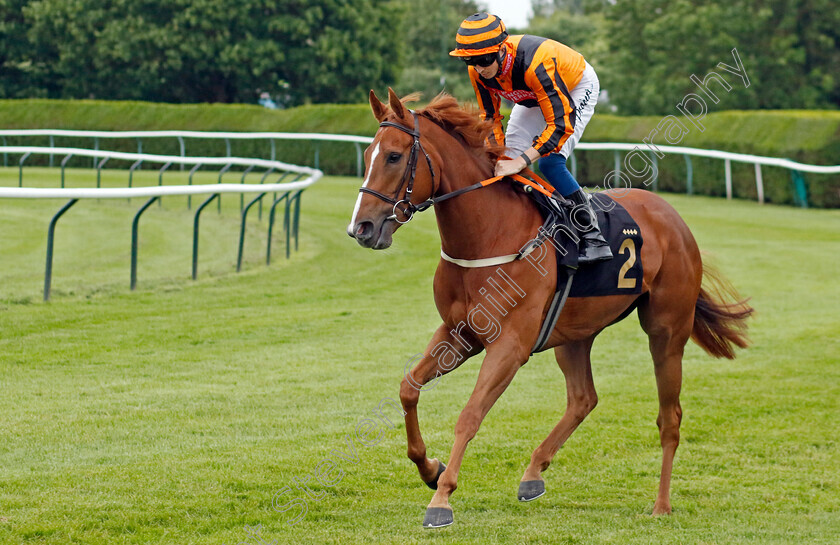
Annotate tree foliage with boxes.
[1,0,837,111]
[391,0,481,102]
[597,0,839,114]
[2,0,403,106]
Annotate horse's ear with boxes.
[369,90,388,122]
[387,87,409,123]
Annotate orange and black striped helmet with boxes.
[449,13,508,57]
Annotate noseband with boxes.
[358,111,436,224]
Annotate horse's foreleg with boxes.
[519,338,597,500]
[423,342,527,527]
[401,324,480,486]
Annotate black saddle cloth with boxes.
[568,192,643,297]
[528,190,644,297]
[523,190,645,354]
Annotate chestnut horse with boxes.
[347,89,753,528]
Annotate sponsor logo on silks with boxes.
[574,88,593,123]
[493,89,537,103]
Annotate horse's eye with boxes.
[387,152,402,164]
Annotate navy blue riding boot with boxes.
[538,153,613,264]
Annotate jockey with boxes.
[451,12,612,264]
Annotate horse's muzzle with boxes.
[348,219,393,249]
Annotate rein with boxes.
[359,111,556,223]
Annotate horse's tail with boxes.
[691,263,754,359]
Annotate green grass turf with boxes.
[0,168,838,544]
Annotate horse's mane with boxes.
[400,92,506,163]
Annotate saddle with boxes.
[521,188,644,353]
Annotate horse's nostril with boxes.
[354,221,374,241]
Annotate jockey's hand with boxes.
[494,156,527,177]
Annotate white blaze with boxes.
[348,143,380,231]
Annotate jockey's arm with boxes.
[496,59,575,177]
[469,68,505,147]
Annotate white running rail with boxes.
[0,145,322,300]
[0,146,321,198]
[1,129,837,173]
[2,130,838,206]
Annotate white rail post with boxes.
[725,158,732,200]
[754,163,764,204]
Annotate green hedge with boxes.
[0,99,380,176]
[580,110,840,208]
[1,99,838,207]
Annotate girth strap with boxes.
[531,270,576,354]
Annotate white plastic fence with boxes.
[0,145,322,300]
[0,146,321,198]
[573,142,840,206]
[0,129,370,176]
[2,129,837,206]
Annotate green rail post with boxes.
[569,152,577,179]
[257,168,281,221]
[93,137,99,168]
[684,155,693,195]
[217,163,232,213]
[791,170,808,208]
[177,136,185,171]
[128,159,143,204]
[354,142,363,178]
[239,165,255,214]
[18,151,31,187]
[291,190,304,252]
[237,192,268,272]
[44,199,79,301]
[60,154,74,188]
[649,152,658,192]
[2,136,7,167]
[613,150,621,188]
[96,157,110,188]
[314,143,320,170]
[284,192,293,259]
[269,171,292,216]
[192,193,220,280]
[49,135,55,167]
[187,163,202,210]
[157,162,172,207]
[266,193,290,265]
[130,196,160,290]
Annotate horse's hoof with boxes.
[423,507,454,528]
[652,504,672,516]
[424,461,447,490]
[518,480,546,502]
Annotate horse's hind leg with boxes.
[638,294,694,515]
[519,337,598,500]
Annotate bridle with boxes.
[358,111,436,224]
[358,110,557,224]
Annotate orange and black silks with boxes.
[469,35,586,156]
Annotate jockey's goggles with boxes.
[462,53,498,67]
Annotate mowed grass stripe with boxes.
[0,171,838,544]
